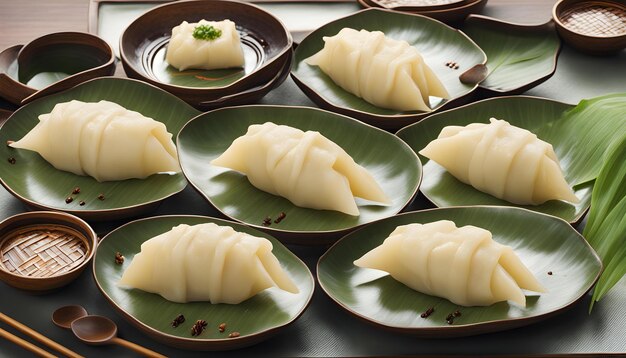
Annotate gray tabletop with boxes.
[1,2,626,357]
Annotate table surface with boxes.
[1,0,626,357]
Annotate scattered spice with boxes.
[6,140,14,146]
[65,197,74,204]
[274,212,287,224]
[8,157,16,165]
[445,313,455,325]
[79,201,86,206]
[72,187,81,195]
[453,310,462,317]
[262,216,272,226]
[228,332,240,338]
[191,320,208,336]
[548,271,553,275]
[97,193,105,201]
[218,323,226,333]
[114,252,125,265]
[171,314,185,328]
[420,307,435,318]
[445,61,460,70]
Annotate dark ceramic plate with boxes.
[120,0,292,105]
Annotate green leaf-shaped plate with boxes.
[318,206,602,337]
[396,96,593,224]
[462,15,561,94]
[94,215,314,350]
[0,77,200,220]
[291,8,487,131]
[177,105,421,244]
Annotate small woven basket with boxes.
[1,224,89,278]
[553,0,626,54]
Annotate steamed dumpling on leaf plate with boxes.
[10,100,180,182]
[354,220,546,307]
[118,223,298,304]
[211,122,389,216]
[419,118,579,205]
[306,27,449,112]
[166,19,245,71]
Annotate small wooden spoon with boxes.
[70,315,166,358]
[52,305,88,329]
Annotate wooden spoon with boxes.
[52,305,88,329]
[70,315,166,358]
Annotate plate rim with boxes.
[176,104,423,241]
[118,0,293,91]
[316,205,603,337]
[290,7,488,120]
[395,94,593,225]
[92,214,316,350]
[0,76,198,220]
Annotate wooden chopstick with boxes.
[0,312,84,358]
[0,327,57,358]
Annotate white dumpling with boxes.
[118,223,298,304]
[166,19,244,71]
[306,27,449,112]
[10,100,180,182]
[354,220,546,307]
[211,122,389,216]
[419,118,579,205]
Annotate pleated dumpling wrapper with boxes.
[118,223,299,304]
[419,118,579,205]
[210,122,390,216]
[9,100,180,182]
[354,220,546,307]
[166,19,244,71]
[305,27,449,112]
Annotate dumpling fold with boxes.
[354,220,546,307]
[306,27,449,112]
[211,122,389,216]
[166,19,244,71]
[118,223,299,304]
[10,100,180,182]
[419,118,579,205]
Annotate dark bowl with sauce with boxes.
[0,211,97,292]
[119,0,292,108]
[0,32,116,106]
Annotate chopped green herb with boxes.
[192,24,222,41]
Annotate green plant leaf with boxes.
[583,133,626,309]
[317,206,601,337]
[539,93,626,187]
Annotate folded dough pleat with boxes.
[419,118,579,205]
[211,122,389,216]
[354,220,546,307]
[118,223,298,304]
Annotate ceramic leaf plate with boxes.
[291,8,487,131]
[0,77,199,220]
[176,105,422,244]
[94,215,314,350]
[396,96,596,224]
[318,206,602,337]
[462,15,561,94]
